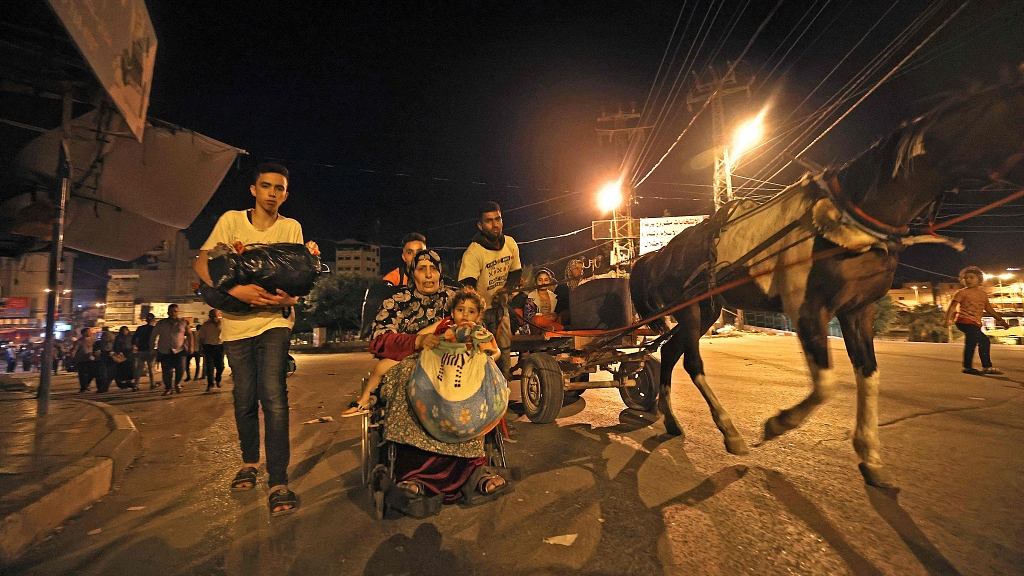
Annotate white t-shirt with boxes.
[458,237,521,308]
[200,210,304,341]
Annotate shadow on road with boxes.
[866,486,964,576]
[362,524,471,576]
[762,467,886,576]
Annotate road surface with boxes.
[6,334,1022,576]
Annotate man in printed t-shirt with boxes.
[458,201,521,378]
[194,162,316,517]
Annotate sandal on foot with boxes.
[461,465,513,506]
[982,367,1003,375]
[341,400,370,417]
[230,466,258,491]
[396,480,424,496]
[269,487,298,516]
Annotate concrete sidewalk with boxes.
[0,376,139,567]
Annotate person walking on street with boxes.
[189,323,205,380]
[183,320,197,381]
[943,266,1009,375]
[382,232,427,287]
[194,162,315,517]
[70,328,96,392]
[132,313,157,389]
[112,326,137,390]
[5,346,16,373]
[198,309,225,392]
[94,327,115,392]
[153,304,189,395]
[458,201,522,379]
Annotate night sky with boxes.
[75,0,1024,291]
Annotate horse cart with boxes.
[506,276,662,423]
[360,276,663,424]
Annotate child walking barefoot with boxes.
[943,266,1009,375]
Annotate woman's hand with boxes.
[415,333,440,351]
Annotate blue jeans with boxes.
[224,327,292,488]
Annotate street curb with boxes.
[0,400,140,567]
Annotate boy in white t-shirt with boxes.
[194,162,317,517]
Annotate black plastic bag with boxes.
[207,243,322,296]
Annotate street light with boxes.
[719,111,766,208]
[597,181,623,213]
[911,285,920,303]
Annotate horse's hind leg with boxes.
[838,304,895,489]
[675,305,749,455]
[764,308,837,440]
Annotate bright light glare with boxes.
[597,182,623,212]
[998,273,1013,280]
[732,111,766,157]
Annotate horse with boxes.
[629,81,1024,488]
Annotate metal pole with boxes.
[37,92,72,416]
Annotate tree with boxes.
[304,273,376,331]
[906,303,951,342]
[873,295,898,334]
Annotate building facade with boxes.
[335,239,379,275]
[104,232,209,325]
[0,251,76,340]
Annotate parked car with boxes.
[983,316,1024,345]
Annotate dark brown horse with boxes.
[630,82,1024,487]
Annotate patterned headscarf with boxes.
[372,249,454,341]
[412,249,442,273]
[564,259,585,290]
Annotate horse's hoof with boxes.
[859,463,898,491]
[724,435,750,456]
[762,416,787,441]
[663,419,684,437]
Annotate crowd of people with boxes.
[61,309,224,395]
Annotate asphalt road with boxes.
[5,334,1022,576]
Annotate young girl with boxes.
[943,266,1009,375]
[342,320,440,417]
[434,290,499,358]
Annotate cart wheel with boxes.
[620,358,659,413]
[286,354,297,378]
[520,353,564,424]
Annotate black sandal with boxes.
[460,465,513,506]
[269,487,298,516]
[230,466,258,491]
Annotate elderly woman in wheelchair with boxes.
[360,249,512,519]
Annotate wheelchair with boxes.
[359,388,512,519]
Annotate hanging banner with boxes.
[639,216,708,255]
[1,297,32,318]
[47,0,157,142]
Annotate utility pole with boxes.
[596,103,650,271]
[685,63,754,212]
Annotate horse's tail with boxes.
[630,252,670,334]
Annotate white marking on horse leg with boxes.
[693,374,749,455]
[853,370,883,469]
